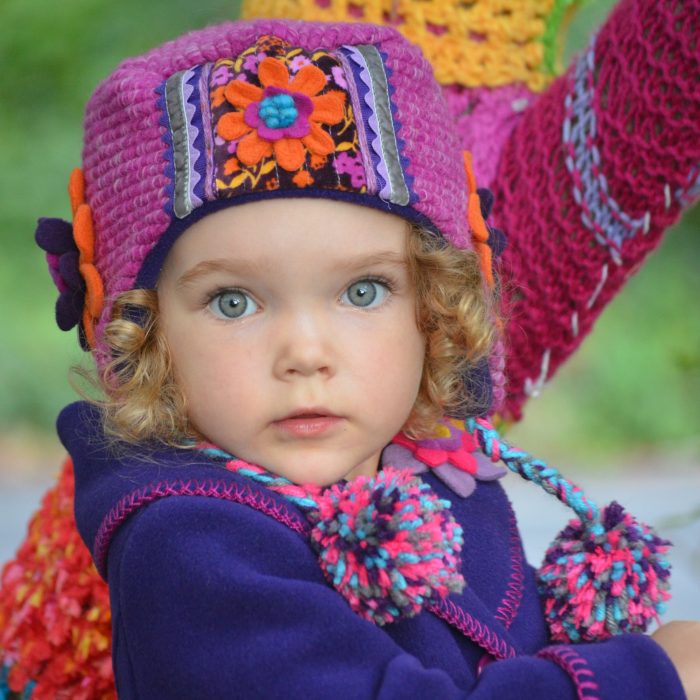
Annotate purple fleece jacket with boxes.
[59,402,685,699]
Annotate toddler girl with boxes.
[3,13,700,700]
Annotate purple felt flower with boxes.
[385,418,507,498]
[244,87,314,141]
[35,217,90,350]
[477,186,507,258]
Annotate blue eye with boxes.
[209,290,258,319]
[341,279,389,308]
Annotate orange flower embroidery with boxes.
[292,170,314,188]
[216,57,346,172]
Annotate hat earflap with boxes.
[465,417,672,643]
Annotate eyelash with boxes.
[352,275,394,291]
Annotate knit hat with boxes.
[34,20,502,365]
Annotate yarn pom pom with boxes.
[309,467,465,626]
[538,501,671,643]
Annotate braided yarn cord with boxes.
[465,418,671,642]
[240,0,581,90]
[467,417,600,522]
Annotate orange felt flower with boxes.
[216,57,346,172]
[463,152,494,289]
[36,168,106,351]
[68,168,105,349]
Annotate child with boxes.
[2,13,699,700]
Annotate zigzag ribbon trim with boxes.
[165,68,204,218]
[342,44,410,206]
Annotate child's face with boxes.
[158,198,426,486]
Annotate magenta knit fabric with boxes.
[80,19,470,361]
[489,0,700,420]
[441,84,534,189]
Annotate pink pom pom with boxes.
[308,467,465,626]
[538,501,671,642]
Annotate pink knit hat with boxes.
[35,19,497,392]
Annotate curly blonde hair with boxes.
[83,222,496,445]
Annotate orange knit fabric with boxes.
[240,0,581,90]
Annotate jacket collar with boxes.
[60,401,522,657]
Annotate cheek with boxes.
[367,320,425,403]
[176,354,259,445]
[176,341,257,404]
[400,331,427,397]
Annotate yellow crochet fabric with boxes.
[240,0,580,90]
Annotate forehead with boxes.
[164,198,410,271]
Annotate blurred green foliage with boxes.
[0,0,698,463]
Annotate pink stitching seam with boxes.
[428,598,517,660]
[494,500,525,629]
[93,478,309,578]
[537,646,600,700]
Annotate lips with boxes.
[272,407,342,438]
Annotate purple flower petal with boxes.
[55,289,84,331]
[477,187,494,219]
[211,64,232,87]
[383,433,505,499]
[35,218,75,255]
[77,322,91,352]
[473,452,508,480]
[433,464,477,498]
[381,444,427,473]
[46,253,67,294]
[59,251,84,291]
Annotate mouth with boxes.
[278,407,339,420]
[272,407,342,438]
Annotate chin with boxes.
[276,460,371,487]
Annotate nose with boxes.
[272,308,334,380]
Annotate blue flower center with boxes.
[258,93,298,129]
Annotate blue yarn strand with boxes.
[195,445,319,510]
[465,418,600,523]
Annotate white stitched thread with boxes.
[586,264,608,310]
[524,349,551,398]
[571,311,579,338]
[642,211,651,235]
[664,183,672,210]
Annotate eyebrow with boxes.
[176,250,408,288]
[333,250,408,272]
[175,259,263,288]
